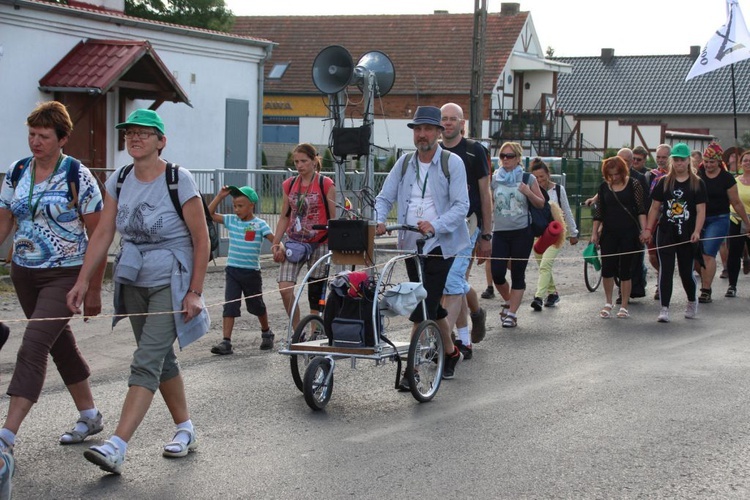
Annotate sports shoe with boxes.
[454,340,473,360]
[442,347,463,380]
[480,286,495,299]
[397,373,410,392]
[0,449,14,500]
[0,323,9,353]
[470,307,486,344]
[530,297,543,311]
[657,307,670,323]
[544,293,560,307]
[84,440,125,475]
[60,411,104,444]
[210,339,233,355]
[260,330,275,350]
[725,286,737,298]
[685,300,698,319]
[698,288,712,304]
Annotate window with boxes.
[268,63,289,80]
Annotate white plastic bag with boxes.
[379,282,427,317]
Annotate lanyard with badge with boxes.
[294,174,315,232]
[416,164,429,217]
[28,155,63,218]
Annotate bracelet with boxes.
[188,289,202,297]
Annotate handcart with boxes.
[278,223,445,411]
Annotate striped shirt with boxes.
[223,214,272,270]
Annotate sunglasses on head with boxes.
[499,153,517,159]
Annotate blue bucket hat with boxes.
[407,106,444,130]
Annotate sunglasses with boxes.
[499,153,517,159]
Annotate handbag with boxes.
[285,240,316,263]
[582,242,602,271]
[523,173,553,237]
[379,282,428,317]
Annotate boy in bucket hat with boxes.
[207,185,275,353]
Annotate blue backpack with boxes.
[9,156,81,210]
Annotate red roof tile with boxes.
[232,12,528,96]
[39,39,190,104]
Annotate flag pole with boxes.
[731,63,739,148]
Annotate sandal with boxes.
[616,307,630,319]
[84,440,125,475]
[501,314,517,328]
[163,427,198,458]
[60,411,104,444]
[499,303,510,320]
[599,303,613,319]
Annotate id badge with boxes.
[417,205,424,217]
[294,216,302,232]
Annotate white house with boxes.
[0,0,274,171]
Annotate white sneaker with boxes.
[657,307,670,323]
[685,300,698,319]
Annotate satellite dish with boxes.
[312,45,354,94]
[355,51,395,97]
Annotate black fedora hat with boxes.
[407,106,444,130]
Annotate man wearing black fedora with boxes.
[375,106,471,386]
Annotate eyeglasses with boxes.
[499,153,517,159]
[124,129,157,140]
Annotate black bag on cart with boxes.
[324,274,380,348]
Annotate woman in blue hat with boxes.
[68,108,210,475]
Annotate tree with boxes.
[126,0,234,31]
[42,0,234,32]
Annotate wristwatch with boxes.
[481,233,492,241]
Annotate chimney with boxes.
[501,3,520,16]
[690,45,701,61]
[67,0,125,13]
[601,48,615,64]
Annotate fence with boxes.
[0,160,605,258]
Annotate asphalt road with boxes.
[3,247,750,498]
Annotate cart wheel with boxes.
[290,315,328,392]
[584,260,602,292]
[303,357,334,411]
[407,320,444,403]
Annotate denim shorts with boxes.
[701,214,730,257]
[444,226,479,295]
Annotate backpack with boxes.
[115,162,219,259]
[400,149,452,181]
[463,138,491,175]
[9,156,81,210]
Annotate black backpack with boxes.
[115,162,219,260]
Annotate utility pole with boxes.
[469,0,487,139]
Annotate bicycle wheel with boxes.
[407,320,444,403]
[303,357,334,411]
[584,260,602,292]
[290,314,328,392]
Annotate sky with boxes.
[223,0,736,57]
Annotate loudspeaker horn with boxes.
[312,45,354,95]
[355,51,395,97]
